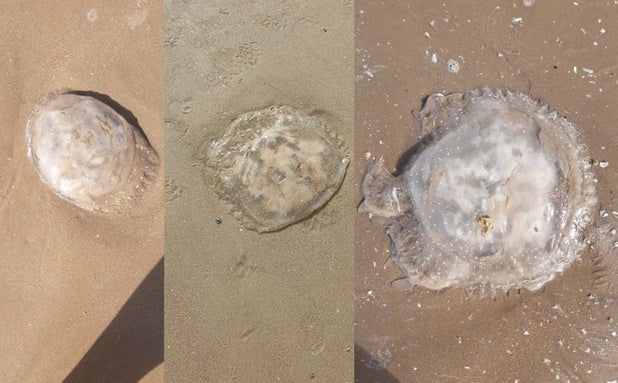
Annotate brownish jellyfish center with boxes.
[476,213,493,237]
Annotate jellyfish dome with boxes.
[360,89,596,291]
[208,105,349,232]
[26,91,158,212]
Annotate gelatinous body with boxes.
[208,105,349,232]
[360,89,596,291]
[26,92,158,212]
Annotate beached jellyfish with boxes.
[207,105,349,232]
[26,91,158,212]
[360,89,596,291]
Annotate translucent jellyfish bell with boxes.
[26,91,158,212]
[207,105,349,232]
[360,89,596,291]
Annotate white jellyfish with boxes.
[207,105,349,232]
[360,89,596,291]
[26,91,158,212]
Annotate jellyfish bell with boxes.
[360,89,597,292]
[26,91,158,212]
[207,105,349,232]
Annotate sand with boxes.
[0,2,164,382]
[164,0,354,382]
[355,1,618,382]
[2,1,615,382]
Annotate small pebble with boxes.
[599,160,608,168]
[86,8,98,22]
[446,59,460,74]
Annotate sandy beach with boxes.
[2,1,615,382]
[355,1,617,382]
[0,2,164,382]
[164,1,354,381]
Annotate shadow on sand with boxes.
[64,258,163,383]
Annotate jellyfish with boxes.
[26,91,158,212]
[207,105,349,232]
[360,89,596,291]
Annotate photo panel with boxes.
[355,1,617,381]
[164,1,354,381]
[0,2,164,382]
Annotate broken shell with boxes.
[207,105,349,232]
[360,89,596,291]
[26,92,158,212]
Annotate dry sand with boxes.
[164,0,354,382]
[355,1,618,382]
[0,2,163,382]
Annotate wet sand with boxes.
[0,2,163,382]
[355,1,617,382]
[164,0,354,381]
